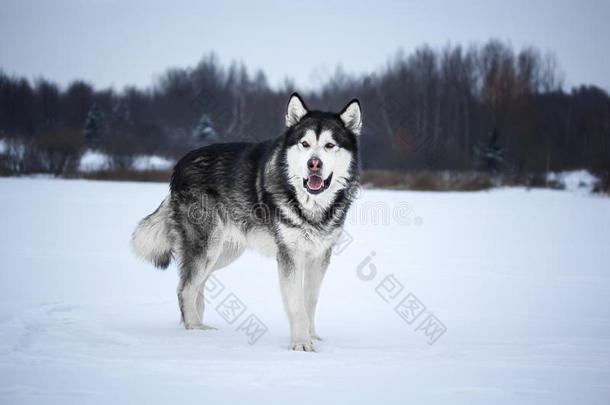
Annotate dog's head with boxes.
[283,93,361,205]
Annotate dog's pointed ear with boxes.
[340,99,362,135]
[285,93,308,127]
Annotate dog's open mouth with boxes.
[303,173,333,194]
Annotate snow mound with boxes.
[547,170,599,192]
[0,138,25,158]
[78,150,175,172]
[78,150,112,172]
[131,155,175,171]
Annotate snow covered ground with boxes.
[0,178,609,404]
[78,149,174,172]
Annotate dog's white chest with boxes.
[278,223,338,254]
[245,228,277,257]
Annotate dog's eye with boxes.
[325,143,335,149]
[301,141,310,148]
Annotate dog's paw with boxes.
[310,333,323,341]
[185,323,217,330]
[289,341,316,352]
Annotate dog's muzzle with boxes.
[303,172,333,195]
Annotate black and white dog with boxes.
[132,93,361,351]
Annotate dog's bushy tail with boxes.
[132,195,173,269]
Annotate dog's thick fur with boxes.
[132,93,361,351]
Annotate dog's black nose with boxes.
[307,157,322,171]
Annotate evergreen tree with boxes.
[475,129,505,174]
[83,103,106,143]
[192,114,219,145]
[112,99,131,125]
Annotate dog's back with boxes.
[132,140,274,270]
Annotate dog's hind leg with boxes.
[177,230,227,330]
[195,275,210,323]
[304,249,331,341]
[177,255,217,330]
[178,229,244,329]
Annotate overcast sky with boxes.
[1,0,609,92]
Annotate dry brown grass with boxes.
[361,170,495,191]
[63,169,171,183]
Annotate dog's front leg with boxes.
[305,249,331,341]
[277,252,314,352]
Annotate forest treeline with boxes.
[1,40,609,176]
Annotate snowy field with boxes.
[0,177,609,404]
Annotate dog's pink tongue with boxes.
[307,175,323,190]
